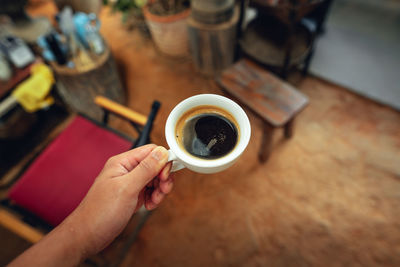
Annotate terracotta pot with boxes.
[143,5,190,57]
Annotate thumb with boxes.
[125,146,169,191]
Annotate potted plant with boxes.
[143,0,190,56]
[104,0,149,33]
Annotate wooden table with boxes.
[0,60,38,99]
[217,59,309,162]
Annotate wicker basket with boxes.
[51,45,125,121]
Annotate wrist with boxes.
[9,217,91,267]
[56,212,95,262]
[58,222,89,260]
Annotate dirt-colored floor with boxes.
[1,3,400,266]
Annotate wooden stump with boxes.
[187,6,239,76]
[51,46,125,121]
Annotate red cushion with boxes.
[8,116,132,226]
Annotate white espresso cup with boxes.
[165,94,251,173]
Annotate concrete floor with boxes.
[1,3,400,266]
[310,0,400,110]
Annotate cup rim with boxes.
[165,94,251,169]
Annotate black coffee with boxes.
[181,113,238,159]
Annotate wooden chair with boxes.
[239,0,333,79]
[0,96,160,257]
[217,59,308,162]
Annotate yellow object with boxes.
[94,96,147,126]
[12,63,55,113]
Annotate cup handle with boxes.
[167,150,185,172]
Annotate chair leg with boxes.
[281,37,292,80]
[302,47,314,76]
[303,22,317,77]
[259,123,274,163]
[284,119,295,139]
[316,0,334,35]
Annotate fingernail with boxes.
[165,162,172,173]
[151,146,167,161]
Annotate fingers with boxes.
[125,146,169,192]
[144,176,174,210]
[159,162,172,181]
[105,144,157,173]
[159,176,174,194]
[145,188,164,210]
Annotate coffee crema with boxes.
[175,105,239,159]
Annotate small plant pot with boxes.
[143,5,190,57]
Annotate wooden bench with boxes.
[217,59,309,162]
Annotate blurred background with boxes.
[0,0,399,266]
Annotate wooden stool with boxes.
[217,59,309,162]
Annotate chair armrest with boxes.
[0,208,44,243]
[94,96,147,126]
